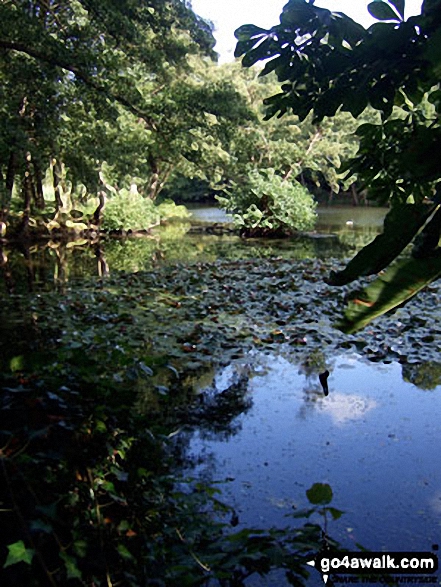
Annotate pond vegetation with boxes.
[1,213,441,585]
[2,0,441,584]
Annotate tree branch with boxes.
[0,40,157,130]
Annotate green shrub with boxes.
[156,198,191,222]
[102,189,160,232]
[217,169,317,236]
[102,191,190,233]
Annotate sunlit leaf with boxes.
[9,355,25,372]
[4,541,34,568]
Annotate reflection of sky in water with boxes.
[188,352,441,568]
[315,392,377,424]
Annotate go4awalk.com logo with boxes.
[307,550,439,585]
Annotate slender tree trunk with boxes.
[19,155,34,234]
[0,151,17,226]
[95,244,109,278]
[351,184,359,206]
[148,173,160,200]
[54,246,68,291]
[0,246,14,293]
[92,190,106,227]
[52,158,64,212]
[155,167,172,199]
[147,154,161,200]
[282,168,293,182]
[328,188,334,205]
[33,161,45,209]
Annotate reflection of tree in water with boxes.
[0,241,99,293]
[296,351,333,419]
[183,370,252,441]
[402,361,441,390]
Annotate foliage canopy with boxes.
[235,0,441,330]
[0,0,251,234]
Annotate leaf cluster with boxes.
[217,168,317,237]
[235,0,441,327]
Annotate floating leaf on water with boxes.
[139,362,154,377]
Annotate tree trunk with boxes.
[0,151,17,225]
[328,188,334,206]
[0,246,14,293]
[52,158,64,212]
[92,190,106,227]
[33,161,45,209]
[95,244,109,277]
[19,156,34,234]
[351,184,359,206]
[147,154,161,200]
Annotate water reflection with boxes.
[0,205,387,293]
[315,392,378,425]
[187,352,441,557]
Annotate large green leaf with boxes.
[280,0,317,27]
[234,24,268,42]
[4,541,35,568]
[327,204,436,286]
[368,1,401,21]
[306,483,333,505]
[338,252,441,334]
[389,0,405,19]
[241,38,280,68]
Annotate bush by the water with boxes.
[217,169,317,237]
[102,190,190,232]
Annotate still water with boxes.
[0,205,387,294]
[188,352,441,557]
[188,203,387,232]
[2,205,440,584]
[181,207,441,585]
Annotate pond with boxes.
[187,352,441,555]
[188,203,387,232]
[1,205,440,585]
[0,205,386,294]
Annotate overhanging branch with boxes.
[0,40,157,130]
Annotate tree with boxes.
[186,62,368,233]
[0,0,232,234]
[198,62,367,198]
[235,0,441,331]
